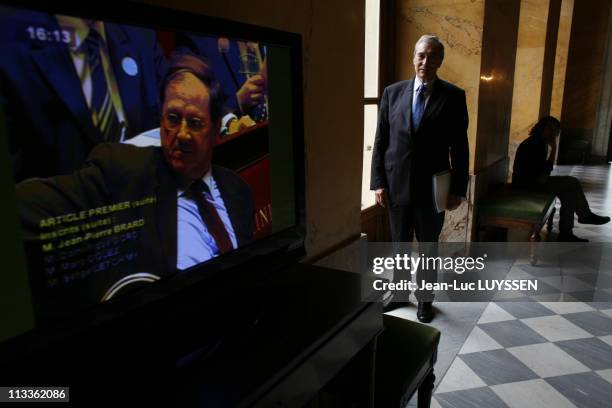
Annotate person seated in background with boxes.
[512,115,609,242]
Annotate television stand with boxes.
[175,263,383,407]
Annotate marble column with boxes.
[539,0,562,118]
[550,0,575,119]
[508,0,551,179]
[592,4,612,159]
[560,0,612,162]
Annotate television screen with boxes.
[0,2,304,344]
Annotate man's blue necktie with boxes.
[84,29,121,142]
[412,83,427,131]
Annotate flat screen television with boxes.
[0,0,305,384]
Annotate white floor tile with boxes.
[491,379,577,408]
[435,357,487,394]
[508,343,590,378]
[539,276,597,292]
[522,315,593,342]
[459,326,503,354]
[430,397,443,408]
[478,302,516,324]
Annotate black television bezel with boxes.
[0,0,306,361]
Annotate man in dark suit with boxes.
[15,53,255,319]
[0,12,165,181]
[370,35,469,322]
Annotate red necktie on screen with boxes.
[189,180,233,254]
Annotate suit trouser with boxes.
[388,204,445,302]
[541,176,591,234]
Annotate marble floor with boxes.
[394,164,612,408]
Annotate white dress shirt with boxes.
[412,76,436,112]
[176,170,238,270]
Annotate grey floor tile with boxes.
[592,274,612,289]
[435,387,510,408]
[588,301,612,310]
[478,319,548,348]
[555,337,612,370]
[538,302,595,315]
[572,272,611,287]
[517,263,561,277]
[596,369,612,385]
[562,311,612,336]
[530,293,566,302]
[533,280,569,296]
[540,276,598,293]
[600,335,612,347]
[496,301,557,319]
[546,372,612,408]
[459,349,539,386]
[567,291,602,302]
[592,290,612,301]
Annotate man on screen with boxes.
[0,12,165,181]
[159,53,256,268]
[370,35,469,322]
[16,53,255,306]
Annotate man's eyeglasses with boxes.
[164,112,205,132]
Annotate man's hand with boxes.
[375,188,388,208]
[447,193,462,211]
[236,75,266,112]
[228,115,256,134]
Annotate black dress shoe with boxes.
[383,301,410,313]
[578,213,610,225]
[417,302,434,323]
[557,233,589,242]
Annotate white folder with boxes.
[432,170,451,213]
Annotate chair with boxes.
[375,314,441,408]
[479,184,556,264]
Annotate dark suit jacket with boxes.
[370,78,469,207]
[512,135,553,188]
[0,12,165,181]
[16,143,255,317]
